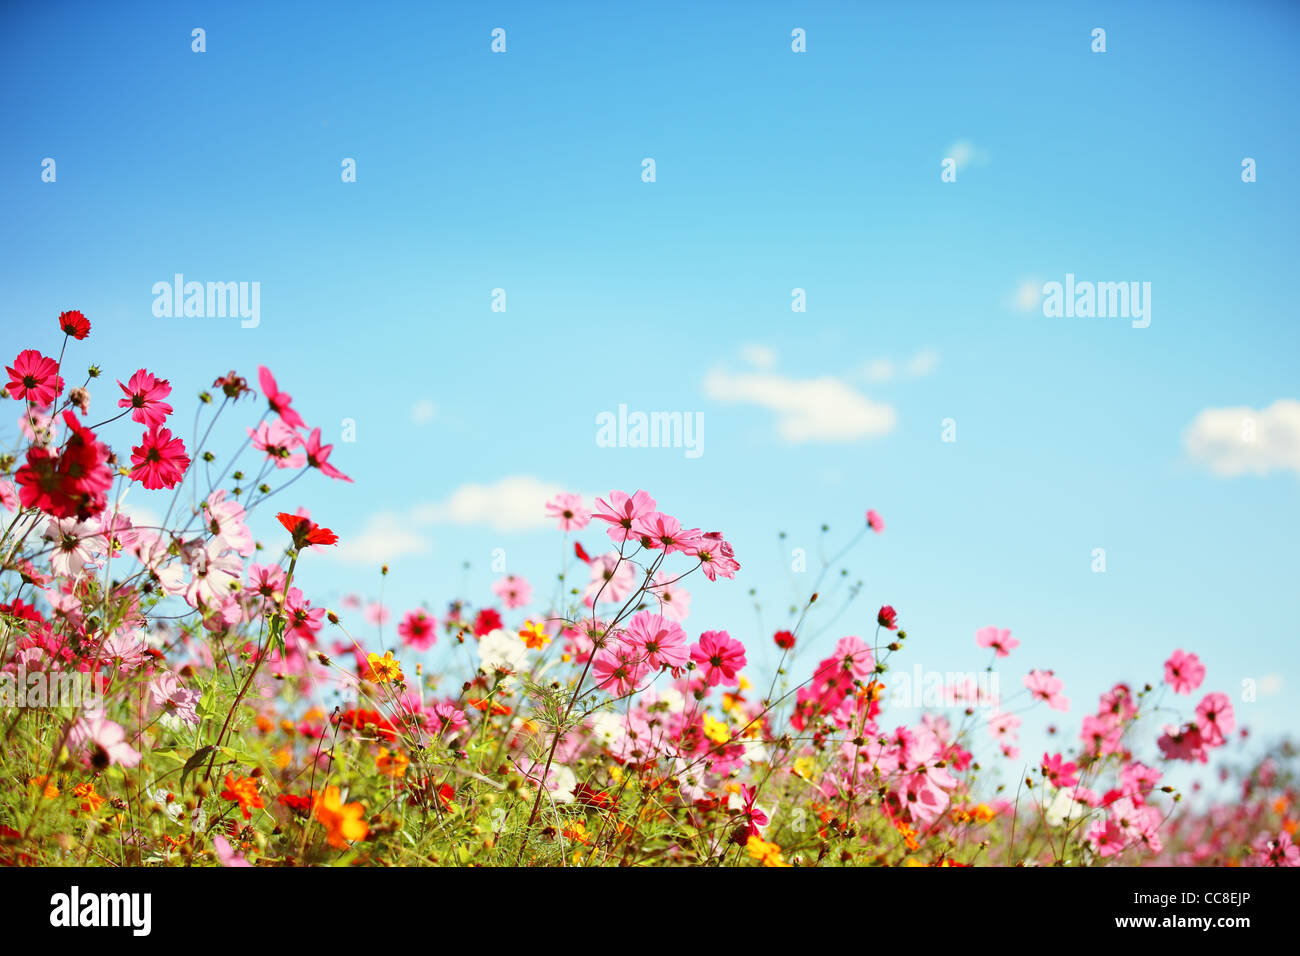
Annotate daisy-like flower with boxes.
[398,609,437,650]
[1024,669,1070,712]
[129,425,190,490]
[492,574,532,609]
[220,774,263,820]
[975,626,1019,657]
[116,369,173,427]
[365,650,403,683]
[1163,649,1206,696]
[518,619,550,649]
[5,349,64,406]
[623,610,689,671]
[204,489,254,556]
[866,508,885,533]
[592,645,648,696]
[249,419,305,469]
[479,628,529,676]
[691,630,747,687]
[312,786,368,848]
[632,511,704,555]
[545,492,591,531]
[71,709,141,769]
[58,309,91,339]
[591,489,656,543]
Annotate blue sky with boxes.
[2,1,1297,781]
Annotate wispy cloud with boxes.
[1184,399,1300,477]
[410,399,437,425]
[413,475,574,532]
[703,368,896,442]
[332,511,434,565]
[860,349,939,383]
[945,139,991,170]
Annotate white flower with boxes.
[588,711,624,746]
[1045,788,1087,827]
[478,628,528,676]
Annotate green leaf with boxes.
[180,745,216,791]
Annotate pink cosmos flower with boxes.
[1157,722,1209,763]
[398,609,437,650]
[214,834,251,867]
[116,369,173,427]
[648,570,691,622]
[257,365,307,429]
[245,562,287,610]
[205,489,254,556]
[592,489,657,544]
[430,701,469,738]
[1195,691,1234,747]
[303,427,352,482]
[693,532,740,581]
[690,630,747,687]
[44,517,107,579]
[184,541,242,610]
[1024,669,1069,711]
[5,349,64,407]
[1163,649,1206,696]
[731,784,770,837]
[1252,831,1300,867]
[975,626,1019,657]
[814,635,875,683]
[0,479,17,512]
[492,574,532,609]
[284,587,325,641]
[988,710,1021,758]
[71,709,141,768]
[129,425,190,489]
[365,602,391,626]
[546,492,591,531]
[623,611,690,671]
[1041,752,1079,788]
[248,419,305,469]
[633,511,704,555]
[866,509,884,533]
[149,670,201,727]
[592,645,648,696]
[582,552,636,606]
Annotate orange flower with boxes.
[73,782,105,812]
[746,834,792,867]
[376,747,409,778]
[312,786,368,848]
[468,697,510,715]
[220,774,264,820]
[29,775,58,800]
[365,651,403,684]
[518,620,550,650]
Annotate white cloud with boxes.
[413,475,570,532]
[860,349,938,384]
[410,399,437,425]
[1258,674,1284,698]
[331,511,433,565]
[703,368,896,442]
[946,139,991,170]
[904,348,939,378]
[739,344,777,370]
[1009,277,1045,313]
[863,359,895,383]
[1184,400,1300,477]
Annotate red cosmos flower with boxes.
[58,310,91,340]
[574,541,592,563]
[213,371,252,400]
[117,369,173,427]
[258,366,306,429]
[877,605,899,630]
[276,511,339,548]
[773,629,796,650]
[129,425,191,490]
[472,607,502,636]
[303,427,352,482]
[15,411,112,519]
[5,350,64,407]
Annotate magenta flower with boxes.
[592,645,647,696]
[866,508,884,533]
[71,710,141,769]
[5,349,64,407]
[623,610,689,671]
[248,420,305,469]
[1163,649,1205,696]
[116,368,173,427]
[303,427,352,482]
[1041,752,1079,788]
[633,511,704,555]
[398,609,437,650]
[129,425,191,489]
[592,489,656,544]
[258,365,306,429]
[693,532,740,581]
[690,630,746,687]
[1195,691,1234,747]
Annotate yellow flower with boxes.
[792,756,817,781]
[273,747,293,770]
[702,713,731,744]
[746,834,791,867]
[518,620,550,650]
[313,786,369,848]
[365,651,403,684]
[973,803,996,824]
[903,857,926,867]
[894,820,921,851]
[376,747,409,778]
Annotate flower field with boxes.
[0,314,1295,869]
